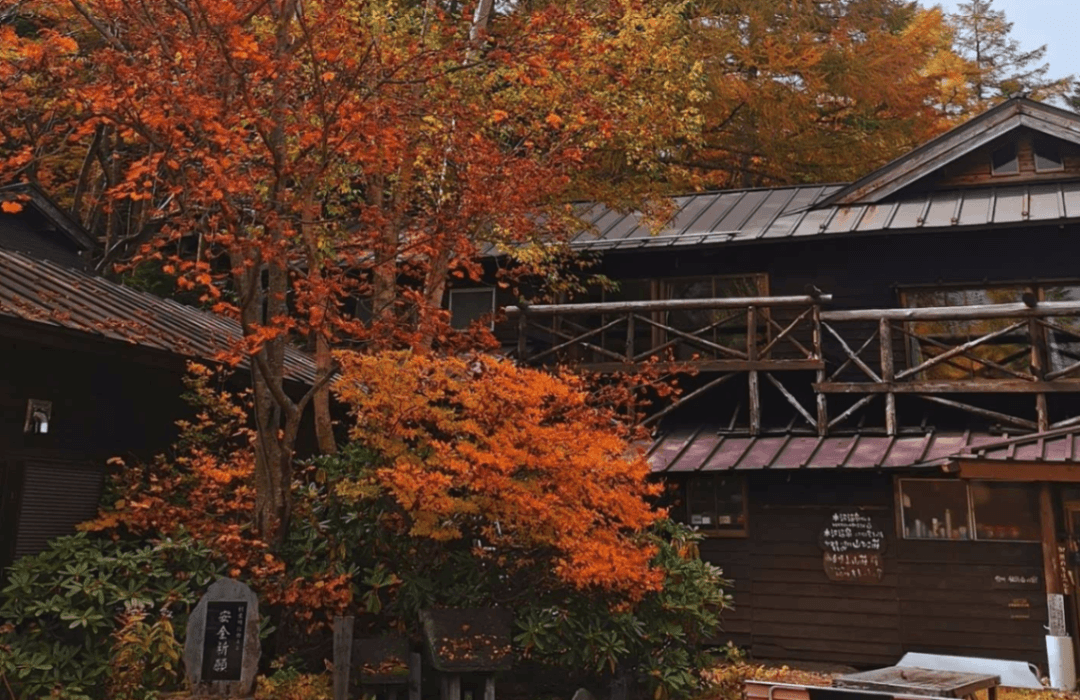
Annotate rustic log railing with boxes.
[506,296,1080,435]
[818,301,1080,434]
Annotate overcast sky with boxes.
[932,0,1079,84]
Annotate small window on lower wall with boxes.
[898,478,1040,542]
[679,474,747,537]
[970,482,1040,541]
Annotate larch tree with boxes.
[0,0,705,545]
[950,0,1072,104]
[668,0,973,188]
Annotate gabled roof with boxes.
[0,183,95,252]
[0,247,317,384]
[819,98,1080,206]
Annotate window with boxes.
[449,288,496,330]
[1034,137,1065,173]
[662,274,768,361]
[990,144,1020,176]
[901,282,1080,379]
[898,478,1040,542]
[676,474,747,536]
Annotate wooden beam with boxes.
[1041,484,1067,636]
[505,294,831,317]
[1030,317,1050,432]
[749,306,760,436]
[916,394,1037,430]
[880,319,897,436]
[640,373,736,428]
[955,460,1080,482]
[815,380,1080,393]
[813,305,828,436]
[763,372,816,428]
[823,322,882,382]
[580,359,823,374]
[828,394,877,429]
[894,320,1026,380]
[822,300,1080,322]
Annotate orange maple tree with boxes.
[331,350,665,599]
[0,0,703,544]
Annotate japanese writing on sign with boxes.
[201,601,247,682]
[823,551,885,582]
[819,511,886,554]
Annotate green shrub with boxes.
[515,519,732,700]
[0,532,224,699]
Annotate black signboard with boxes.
[201,601,247,682]
[818,511,887,584]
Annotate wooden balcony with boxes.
[506,296,1080,435]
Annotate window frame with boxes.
[897,280,1080,380]
[990,144,1020,176]
[1033,136,1066,174]
[448,286,497,330]
[895,477,1041,543]
[675,473,749,538]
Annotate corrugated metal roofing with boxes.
[953,424,1080,463]
[647,429,1006,472]
[482,181,1080,256]
[0,248,317,384]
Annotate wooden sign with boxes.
[819,511,886,584]
[184,578,260,696]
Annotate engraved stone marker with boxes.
[185,578,260,696]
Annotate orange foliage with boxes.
[83,364,351,622]
[332,351,665,600]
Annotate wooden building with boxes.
[469,98,1080,672]
[0,185,315,567]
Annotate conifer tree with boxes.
[950,0,1071,103]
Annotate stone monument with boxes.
[184,577,261,696]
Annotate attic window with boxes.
[990,145,1019,176]
[1034,137,1065,173]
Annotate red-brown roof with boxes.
[648,428,1007,472]
[0,247,316,384]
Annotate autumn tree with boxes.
[332,350,664,597]
[949,0,1071,104]
[0,0,704,544]
[670,1,973,187]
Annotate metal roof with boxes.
[952,424,1080,463]
[481,180,1080,256]
[0,247,317,384]
[821,97,1080,206]
[647,428,1006,473]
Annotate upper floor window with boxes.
[990,144,1020,176]
[900,282,1080,379]
[449,287,496,330]
[1034,137,1065,173]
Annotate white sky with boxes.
[932,0,1080,82]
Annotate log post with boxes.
[409,652,422,700]
[625,313,635,362]
[484,676,496,700]
[880,318,897,436]
[332,616,354,700]
[748,306,760,436]
[1042,484,1066,636]
[516,307,528,363]
[813,305,827,436]
[1031,317,1050,432]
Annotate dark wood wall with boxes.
[695,471,1048,669]
[0,328,190,567]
